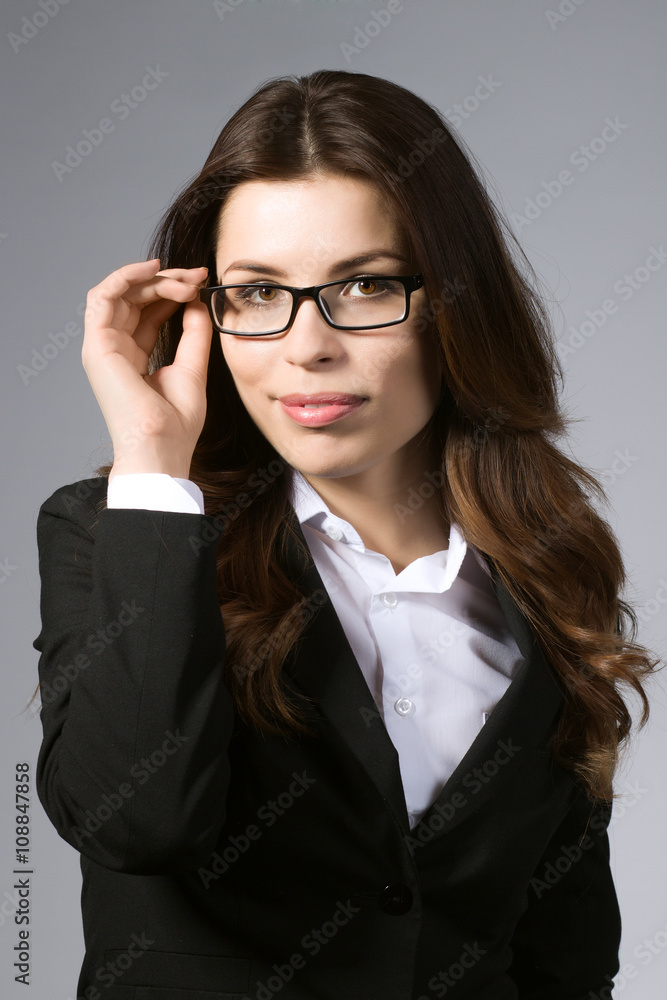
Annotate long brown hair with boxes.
[93,69,658,801]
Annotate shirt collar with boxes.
[287,467,491,593]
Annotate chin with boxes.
[288,457,375,482]
[267,435,377,482]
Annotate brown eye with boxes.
[357,279,377,295]
[258,286,277,301]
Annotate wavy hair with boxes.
[93,69,658,802]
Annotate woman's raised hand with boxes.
[81,259,212,481]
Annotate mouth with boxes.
[277,394,366,427]
[278,393,365,405]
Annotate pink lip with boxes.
[278,394,365,427]
[278,393,364,405]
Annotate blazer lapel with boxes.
[281,512,411,830]
[280,510,565,842]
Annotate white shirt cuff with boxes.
[107,473,205,515]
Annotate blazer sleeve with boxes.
[508,787,622,998]
[33,478,235,875]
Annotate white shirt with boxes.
[108,471,524,829]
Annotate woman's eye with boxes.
[235,285,283,306]
[247,285,279,302]
[346,278,399,297]
[346,278,381,296]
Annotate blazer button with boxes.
[380,883,413,915]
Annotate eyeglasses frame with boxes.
[199,273,425,336]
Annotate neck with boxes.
[297,438,450,575]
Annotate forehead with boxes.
[214,174,404,261]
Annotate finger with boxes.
[174,296,213,383]
[84,260,161,331]
[130,264,211,356]
[86,261,206,322]
[131,295,190,358]
[121,270,208,309]
[155,266,209,280]
[86,258,161,311]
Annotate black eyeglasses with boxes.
[199,273,424,336]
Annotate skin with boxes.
[214,173,449,574]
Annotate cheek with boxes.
[219,338,274,395]
[352,332,410,387]
[360,328,437,395]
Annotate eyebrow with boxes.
[220,251,412,281]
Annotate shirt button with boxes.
[325,524,343,541]
[381,592,398,608]
[394,697,415,717]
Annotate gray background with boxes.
[2,0,666,996]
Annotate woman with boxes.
[33,69,657,1000]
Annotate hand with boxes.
[81,258,212,481]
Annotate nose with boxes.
[282,294,344,365]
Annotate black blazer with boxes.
[34,476,621,1000]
